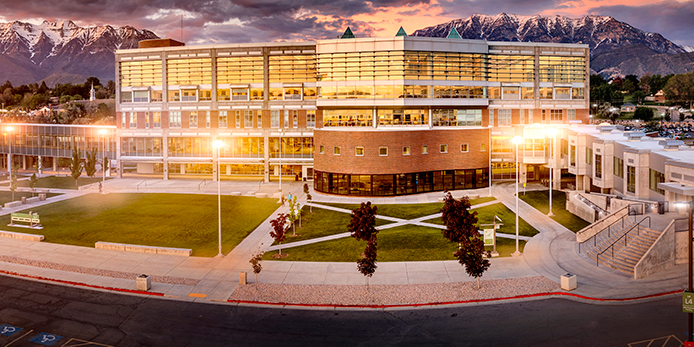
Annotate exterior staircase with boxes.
[579,215,661,276]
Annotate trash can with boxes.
[136,274,151,291]
[239,272,247,285]
[561,273,577,291]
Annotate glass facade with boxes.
[314,168,489,196]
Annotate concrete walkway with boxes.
[0,177,686,305]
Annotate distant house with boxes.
[655,90,665,103]
[621,103,636,112]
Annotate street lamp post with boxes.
[278,130,283,193]
[213,139,224,258]
[546,127,557,217]
[99,129,107,193]
[512,135,522,257]
[5,126,13,174]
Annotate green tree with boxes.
[663,71,694,107]
[269,213,288,256]
[287,196,301,235]
[69,147,83,186]
[84,147,98,178]
[634,107,654,121]
[29,173,38,197]
[441,192,490,289]
[348,202,379,285]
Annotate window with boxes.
[205,112,210,128]
[151,90,163,102]
[133,91,148,102]
[379,147,388,156]
[218,89,231,101]
[145,112,150,128]
[235,111,241,128]
[481,143,486,151]
[356,147,364,156]
[334,146,341,155]
[570,145,576,166]
[284,110,289,128]
[568,109,576,120]
[586,148,592,165]
[422,145,428,154]
[181,89,197,102]
[402,146,410,155]
[319,145,325,154]
[231,88,248,101]
[293,110,298,128]
[153,112,161,128]
[498,109,512,126]
[250,88,264,100]
[527,109,533,124]
[440,144,448,153]
[461,144,469,152]
[271,110,280,128]
[614,157,623,178]
[168,90,180,102]
[306,110,316,128]
[257,113,262,128]
[199,90,212,101]
[595,154,602,179]
[129,112,137,128]
[627,165,636,193]
[650,169,665,195]
[284,87,301,100]
[121,91,132,103]
[169,111,181,128]
[189,111,198,128]
[219,111,228,128]
[550,109,562,121]
[244,111,253,128]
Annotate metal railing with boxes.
[136,180,147,191]
[595,216,652,266]
[578,203,643,253]
[198,179,206,190]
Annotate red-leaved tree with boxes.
[270,213,288,256]
[348,202,378,285]
[441,192,490,289]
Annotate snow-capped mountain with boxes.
[413,13,694,78]
[684,46,694,53]
[0,20,158,86]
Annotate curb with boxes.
[0,269,166,297]
[0,268,682,309]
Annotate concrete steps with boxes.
[581,216,661,275]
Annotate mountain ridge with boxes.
[0,20,158,86]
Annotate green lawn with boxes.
[0,191,62,205]
[5,175,112,189]
[6,193,279,257]
[519,190,591,232]
[423,203,538,237]
[264,224,526,261]
[317,197,496,220]
[279,206,393,244]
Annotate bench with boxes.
[0,230,44,241]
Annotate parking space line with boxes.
[62,338,114,347]
[5,329,34,347]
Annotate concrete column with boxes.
[22,155,26,170]
[38,155,42,176]
[52,157,57,172]
[181,163,185,175]
[264,132,270,183]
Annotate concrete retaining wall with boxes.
[0,230,44,241]
[581,193,607,211]
[634,220,676,279]
[576,205,630,242]
[566,192,598,224]
[4,201,22,208]
[95,241,192,256]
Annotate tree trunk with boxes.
[279,243,282,255]
[477,277,480,290]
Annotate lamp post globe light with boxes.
[99,128,108,193]
[5,126,13,174]
[512,135,523,257]
[213,139,224,258]
[546,127,557,217]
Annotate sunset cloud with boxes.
[0,0,691,47]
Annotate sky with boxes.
[0,0,693,47]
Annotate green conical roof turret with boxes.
[447,27,462,39]
[395,26,407,37]
[341,27,355,39]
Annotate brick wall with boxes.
[314,128,490,175]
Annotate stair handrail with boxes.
[595,216,652,267]
[578,205,629,252]
[136,180,146,191]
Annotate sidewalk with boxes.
[0,178,686,307]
